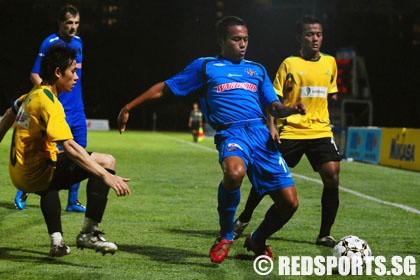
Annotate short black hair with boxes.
[216,16,246,42]
[40,45,76,84]
[296,15,321,34]
[58,4,79,22]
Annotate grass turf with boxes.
[0,130,419,279]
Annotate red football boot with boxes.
[210,237,233,263]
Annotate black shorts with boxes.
[278,137,342,171]
[191,121,200,130]
[48,152,92,191]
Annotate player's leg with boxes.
[43,152,89,256]
[50,152,118,255]
[306,137,341,247]
[192,122,199,142]
[244,186,298,258]
[234,138,302,239]
[38,188,70,257]
[66,113,87,212]
[243,127,299,258]
[76,151,118,255]
[316,160,340,247]
[83,152,115,226]
[210,155,245,263]
[192,129,198,142]
[66,182,86,212]
[233,186,263,239]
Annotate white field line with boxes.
[292,173,420,215]
[167,135,420,215]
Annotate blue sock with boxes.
[68,182,81,205]
[217,183,240,241]
[252,204,293,246]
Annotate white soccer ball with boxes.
[333,235,372,265]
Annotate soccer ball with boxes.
[333,235,372,265]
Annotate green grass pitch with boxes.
[0,130,419,279]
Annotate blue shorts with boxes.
[58,110,87,150]
[214,119,294,196]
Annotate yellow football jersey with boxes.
[9,85,73,193]
[273,53,338,139]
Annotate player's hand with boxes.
[330,93,338,101]
[270,127,280,144]
[105,174,131,196]
[117,106,130,134]
[267,119,280,144]
[292,102,306,115]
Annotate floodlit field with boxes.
[0,130,419,280]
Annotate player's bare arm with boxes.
[59,139,131,196]
[0,108,16,143]
[267,101,306,119]
[266,113,280,144]
[117,81,170,134]
[30,72,43,85]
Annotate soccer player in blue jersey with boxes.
[14,4,87,213]
[117,16,306,263]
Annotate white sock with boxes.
[82,217,98,233]
[50,232,63,247]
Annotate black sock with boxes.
[319,187,339,237]
[39,190,62,234]
[252,204,294,246]
[238,187,264,223]
[85,169,114,223]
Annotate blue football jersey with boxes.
[31,33,84,113]
[165,57,279,129]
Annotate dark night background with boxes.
[0,0,419,131]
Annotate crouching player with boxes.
[0,45,131,257]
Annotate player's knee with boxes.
[102,154,116,169]
[274,194,299,213]
[286,200,299,215]
[223,167,245,190]
[92,152,116,169]
[290,198,299,211]
[324,174,339,189]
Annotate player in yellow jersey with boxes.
[0,45,131,257]
[234,15,342,248]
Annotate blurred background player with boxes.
[234,15,341,248]
[14,4,87,212]
[188,102,203,142]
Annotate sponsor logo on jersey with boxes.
[299,86,328,98]
[246,68,257,77]
[16,109,30,129]
[216,82,257,93]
